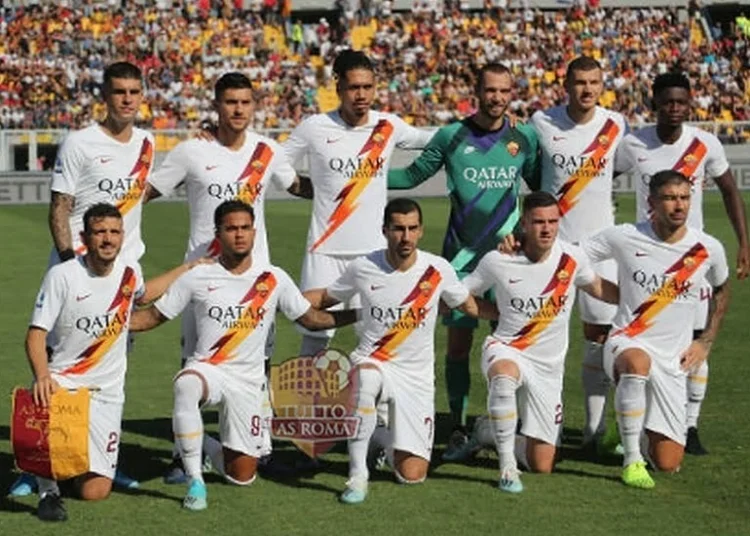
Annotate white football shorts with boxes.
[578,259,617,325]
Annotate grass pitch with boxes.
[1,195,749,535]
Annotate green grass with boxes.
[1,194,750,534]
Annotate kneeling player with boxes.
[583,171,730,488]
[304,198,495,504]
[463,192,618,492]
[131,200,357,510]
[25,204,200,522]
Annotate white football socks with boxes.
[488,374,519,471]
[686,360,709,429]
[582,340,610,443]
[347,367,382,481]
[615,374,648,467]
[173,373,205,482]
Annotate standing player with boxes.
[583,171,730,488]
[129,201,358,511]
[615,72,749,455]
[387,63,540,456]
[26,204,206,522]
[283,49,434,358]
[145,72,310,482]
[11,61,152,497]
[531,56,628,451]
[463,192,618,492]
[304,198,495,504]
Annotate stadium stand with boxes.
[0,0,748,145]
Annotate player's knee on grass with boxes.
[583,323,610,344]
[646,431,684,473]
[447,327,473,360]
[614,349,651,381]
[77,473,112,501]
[526,438,556,474]
[393,451,428,483]
[487,359,521,381]
[223,447,258,483]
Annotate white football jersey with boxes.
[464,242,595,369]
[30,257,145,403]
[51,124,155,261]
[532,106,628,241]
[284,111,433,255]
[155,262,310,383]
[614,125,730,230]
[148,133,296,264]
[583,223,728,358]
[327,250,468,383]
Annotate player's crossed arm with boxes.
[579,276,619,305]
[298,288,358,330]
[49,191,76,261]
[438,295,498,321]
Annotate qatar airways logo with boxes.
[509,295,570,319]
[75,311,129,337]
[207,305,267,329]
[632,270,693,300]
[97,177,141,201]
[328,156,386,179]
[463,166,518,189]
[206,181,262,200]
[551,154,608,177]
[369,306,428,329]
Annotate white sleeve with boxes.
[572,246,597,287]
[462,252,495,295]
[29,268,67,331]
[50,135,85,195]
[581,227,618,263]
[704,134,730,178]
[154,271,194,320]
[438,260,470,308]
[393,115,434,149]
[133,263,146,301]
[705,237,730,287]
[268,140,297,191]
[148,142,191,197]
[276,269,313,321]
[283,120,311,167]
[326,261,359,303]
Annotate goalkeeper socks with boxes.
[446,356,470,428]
[347,367,382,481]
[173,373,205,482]
[615,374,648,467]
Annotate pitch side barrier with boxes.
[3,157,750,204]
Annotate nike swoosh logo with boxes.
[208,286,221,292]
[76,293,92,301]
[326,137,342,144]
[552,136,566,142]
[370,285,385,291]
[637,157,648,163]
[205,165,218,171]
[100,157,113,164]
[509,279,522,284]
[635,252,648,257]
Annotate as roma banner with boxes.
[11,387,90,480]
[269,349,360,459]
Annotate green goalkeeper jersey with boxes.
[389,118,539,272]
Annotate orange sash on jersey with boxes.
[612,244,708,338]
[672,138,708,181]
[311,120,394,252]
[557,118,620,215]
[371,265,441,361]
[11,387,90,480]
[205,271,277,364]
[502,253,577,351]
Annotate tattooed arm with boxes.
[48,192,75,261]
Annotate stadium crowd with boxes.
[0,1,749,140]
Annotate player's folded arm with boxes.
[286,174,313,199]
[580,276,619,305]
[302,288,342,309]
[295,306,358,331]
[129,305,170,332]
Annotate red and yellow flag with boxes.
[371,265,442,361]
[63,267,136,375]
[612,243,708,338]
[205,271,277,364]
[205,142,274,258]
[672,138,707,182]
[507,253,577,351]
[557,118,620,215]
[11,387,90,480]
[311,120,394,252]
